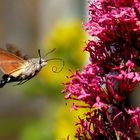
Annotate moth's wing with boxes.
[6,44,29,60]
[6,44,18,53]
[0,48,26,77]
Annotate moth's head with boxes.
[40,58,48,67]
[38,48,64,73]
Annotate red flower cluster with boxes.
[64,0,140,139]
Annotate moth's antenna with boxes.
[42,48,64,73]
[46,58,64,73]
[38,49,42,65]
[44,48,56,58]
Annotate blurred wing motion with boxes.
[0,48,25,77]
[6,43,29,59]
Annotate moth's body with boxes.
[11,58,47,79]
[0,44,63,88]
[0,56,48,87]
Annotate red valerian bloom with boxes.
[64,0,140,139]
[64,62,140,139]
[84,0,140,69]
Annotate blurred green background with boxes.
[0,1,87,140]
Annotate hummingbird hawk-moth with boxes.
[0,44,64,88]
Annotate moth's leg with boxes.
[16,80,28,85]
[11,76,24,86]
[15,71,38,86]
[15,79,26,85]
[16,79,29,85]
[15,76,34,85]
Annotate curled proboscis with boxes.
[46,58,64,73]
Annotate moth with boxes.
[0,44,64,88]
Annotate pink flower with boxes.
[64,0,140,139]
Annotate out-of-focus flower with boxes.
[54,100,88,140]
[64,0,140,139]
[40,20,87,84]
